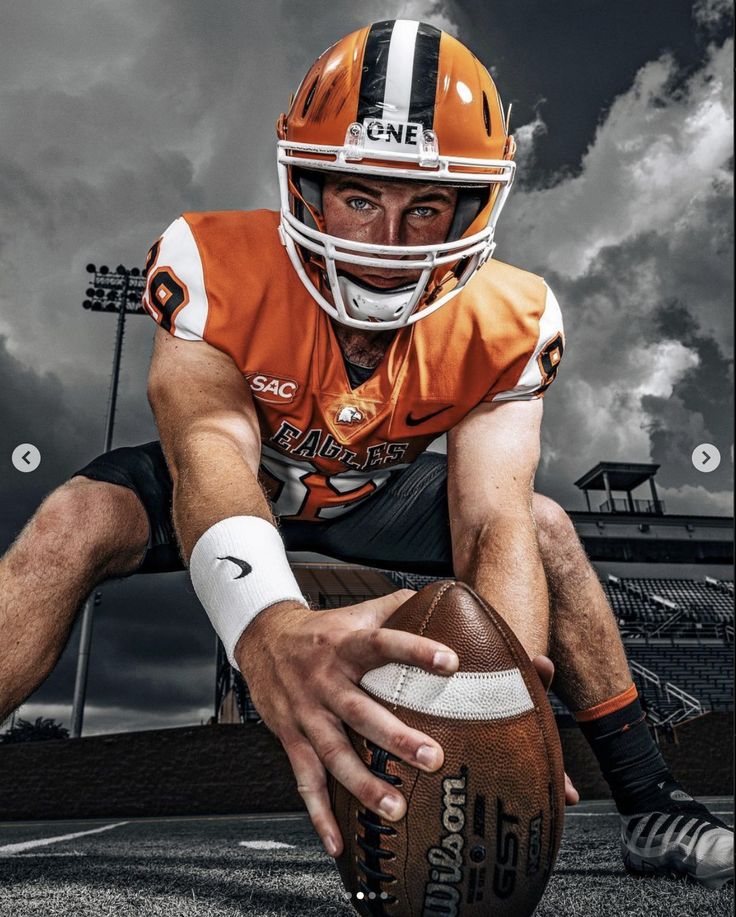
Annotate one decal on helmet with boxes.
[276,19,516,330]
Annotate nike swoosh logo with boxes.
[405,405,452,426]
[218,556,253,579]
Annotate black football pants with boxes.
[72,441,455,577]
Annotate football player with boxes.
[0,20,731,890]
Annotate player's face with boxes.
[321,174,458,289]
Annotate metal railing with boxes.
[598,498,665,514]
[621,620,733,643]
[630,660,706,726]
[648,607,685,637]
[630,660,661,689]
[663,682,704,724]
[705,576,734,596]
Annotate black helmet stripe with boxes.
[357,20,394,122]
[357,20,441,129]
[408,22,441,127]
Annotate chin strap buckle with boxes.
[342,122,366,161]
[419,130,440,167]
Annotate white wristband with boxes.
[189,515,308,669]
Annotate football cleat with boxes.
[620,782,734,889]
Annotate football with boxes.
[330,580,565,916]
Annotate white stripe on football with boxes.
[360,664,534,720]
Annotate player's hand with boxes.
[532,654,580,806]
[235,589,459,858]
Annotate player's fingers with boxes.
[354,589,416,628]
[340,626,459,676]
[304,715,407,824]
[531,654,554,693]
[282,734,342,857]
[565,772,580,805]
[332,685,444,773]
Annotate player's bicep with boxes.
[447,398,543,536]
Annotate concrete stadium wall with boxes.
[0,724,301,821]
[0,715,732,822]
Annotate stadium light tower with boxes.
[70,263,148,738]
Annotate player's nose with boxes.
[375,209,406,248]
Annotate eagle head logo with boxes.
[336,405,364,424]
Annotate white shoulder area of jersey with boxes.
[491,282,565,403]
[142,215,209,342]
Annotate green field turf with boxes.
[0,803,732,916]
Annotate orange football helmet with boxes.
[277,20,516,329]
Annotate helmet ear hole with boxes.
[302,77,319,116]
[295,169,323,210]
[482,92,492,136]
[447,187,489,241]
[292,168,324,230]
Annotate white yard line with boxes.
[10,852,90,858]
[0,812,308,829]
[0,821,128,855]
[239,840,296,849]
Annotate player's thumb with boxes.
[531,654,555,693]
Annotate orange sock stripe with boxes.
[573,683,638,723]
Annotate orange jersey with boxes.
[142,210,564,521]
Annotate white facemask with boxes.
[277,124,515,330]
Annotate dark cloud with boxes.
[643,302,733,490]
[452,0,732,185]
[19,572,215,735]
[497,37,733,513]
[534,194,733,511]
[0,334,97,543]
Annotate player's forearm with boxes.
[454,513,549,658]
[161,424,309,670]
[167,425,273,563]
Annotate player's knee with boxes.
[532,494,575,545]
[31,477,149,577]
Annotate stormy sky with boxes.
[1,0,732,734]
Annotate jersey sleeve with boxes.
[142,216,209,342]
[482,282,565,403]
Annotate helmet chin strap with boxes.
[336,274,417,324]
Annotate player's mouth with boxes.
[349,271,419,290]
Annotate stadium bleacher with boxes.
[389,572,734,630]
[626,643,733,712]
[605,576,734,625]
[384,571,734,723]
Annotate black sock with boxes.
[577,695,674,815]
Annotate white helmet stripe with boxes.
[383,20,420,122]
